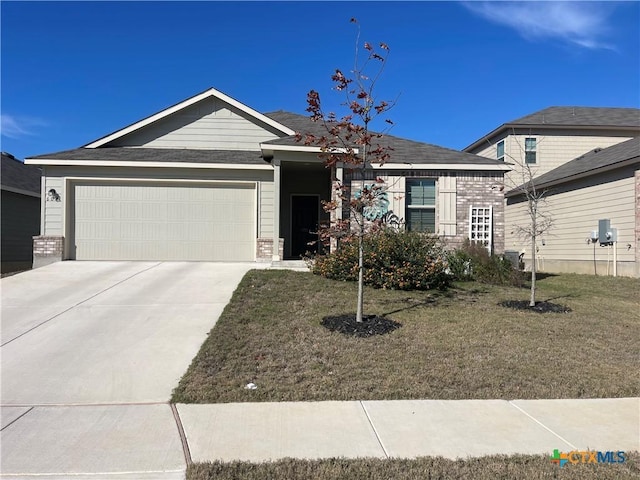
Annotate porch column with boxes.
[272,158,282,262]
[330,162,344,253]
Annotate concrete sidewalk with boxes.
[2,397,637,478]
[177,398,639,462]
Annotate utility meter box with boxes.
[598,219,617,245]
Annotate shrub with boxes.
[446,240,524,287]
[312,229,450,291]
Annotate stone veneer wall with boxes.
[33,235,64,268]
[256,237,284,262]
[453,172,506,254]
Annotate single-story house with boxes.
[1,152,42,273]
[505,137,640,278]
[25,87,509,265]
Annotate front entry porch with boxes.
[277,161,332,260]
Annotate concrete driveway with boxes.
[1,261,257,479]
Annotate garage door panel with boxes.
[74,183,255,261]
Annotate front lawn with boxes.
[172,270,639,403]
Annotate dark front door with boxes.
[291,195,319,257]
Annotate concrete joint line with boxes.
[0,406,34,432]
[508,401,577,450]
[359,401,389,458]
[170,403,192,467]
[0,262,163,347]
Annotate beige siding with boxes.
[109,97,280,150]
[43,177,64,236]
[469,133,633,190]
[259,181,274,237]
[505,166,637,276]
[503,134,632,187]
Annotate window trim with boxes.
[468,205,493,253]
[525,137,537,164]
[496,140,505,162]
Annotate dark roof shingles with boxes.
[264,111,504,166]
[1,153,42,194]
[508,106,640,128]
[27,148,266,165]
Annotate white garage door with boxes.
[73,182,255,261]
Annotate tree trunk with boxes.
[356,229,364,322]
[530,235,536,307]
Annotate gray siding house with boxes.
[1,152,42,273]
[25,88,508,265]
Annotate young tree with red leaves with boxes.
[297,19,395,323]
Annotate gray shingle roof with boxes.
[508,106,640,128]
[1,152,41,195]
[26,109,505,168]
[27,147,267,165]
[506,137,640,196]
[264,111,504,166]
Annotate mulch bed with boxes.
[321,314,402,337]
[499,300,572,314]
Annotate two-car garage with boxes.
[72,182,256,261]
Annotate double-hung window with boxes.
[496,140,505,162]
[406,179,435,233]
[525,137,537,164]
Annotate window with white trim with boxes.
[496,140,505,162]
[525,137,536,164]
[469,206,492,253]
[406,179,435,233]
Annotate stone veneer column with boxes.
[256,238,284,262]
[33,235,64,269]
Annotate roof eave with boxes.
[24,159,273,170]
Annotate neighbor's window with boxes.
[525,137,537,164]
[496,140,505,161]
[406,179,435,233]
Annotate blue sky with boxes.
[2,1,639,161]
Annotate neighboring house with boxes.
[24,87,508,265]
[464,106,640,188]
[505,138,639,278]
[465,106,640,277]
[1,152,42,273]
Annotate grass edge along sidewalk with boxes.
[187,452,640,480]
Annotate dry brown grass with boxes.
[172,270,640,403]
[187,453,640,480]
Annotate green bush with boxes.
[312,229,450,291]
[446,240,524,287]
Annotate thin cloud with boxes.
[462,1,615,50]
[1,114,47,139]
